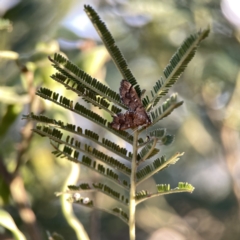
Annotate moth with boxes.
[111,80,151,130]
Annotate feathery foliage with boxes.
[143,28,209,111]
[23,5,208,240]
[84,5,142,98]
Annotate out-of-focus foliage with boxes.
[0,0,240,240]
[0,209,26,240]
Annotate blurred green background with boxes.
[1,0,240,239]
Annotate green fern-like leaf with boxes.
[23,5,209,236]
[37,86,109,127]
[57,183,129,205]
[51,142,130,190]
[23,113,144,145]
[136,182,194,205]
[143,28,210,111]
[112,207,129,222]
[135,190,150,200]
[137,140,159,162]
[149,93,183,125]
[177,182,195,192]
[34,125,132,176]
[156,182,195,193]
[51,73,122,115]
[49,54,126,109]
[84,5,141,97]
[136,152,184,185]
[93,182,129,204]
[148,128,174,146]
[68,183,91,190]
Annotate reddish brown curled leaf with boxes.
[111,80,151,130]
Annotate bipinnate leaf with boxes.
[143,28,210,111]
[22,4,209,234]
[56,183,129,205]
[49,54,126,109]
[84,5,141,97]
[149,93,183,126]
[136,182,194,204]
[136,152,184,185]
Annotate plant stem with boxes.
[129,130,138,240]
[61,164,90,240]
